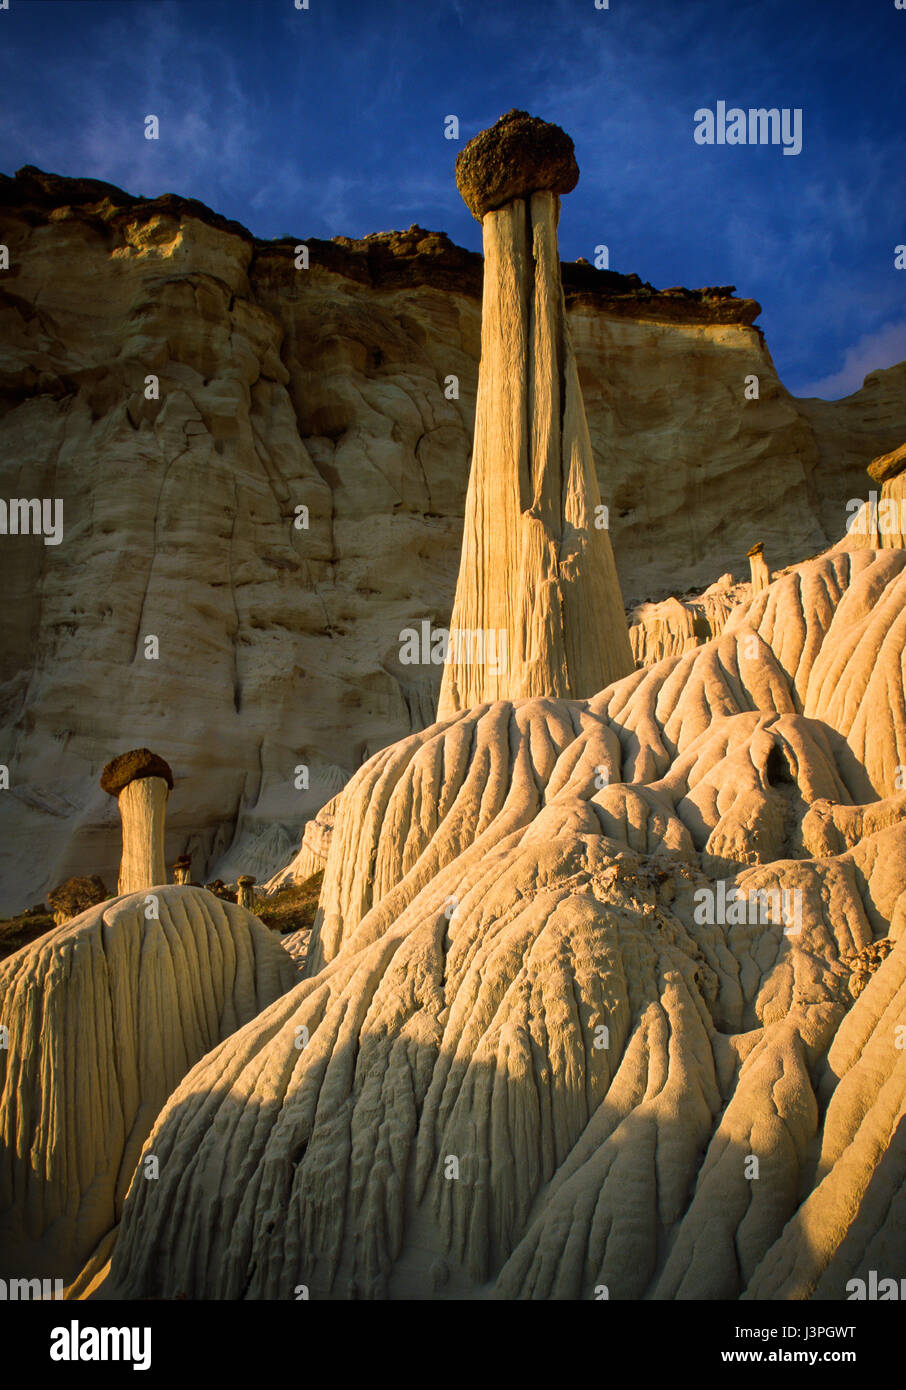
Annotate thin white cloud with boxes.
[9,1,261,208]
[796,319,906,399]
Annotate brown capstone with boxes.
[867,441,906,485]
[100,748,174,796]
[455,109,579,220]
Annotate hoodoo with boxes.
[437,110,634,717]
[172,854,192,885]
[747,540,770,594]
[100,749,173,895]
[236,874,256,910]
[867,441,906,549]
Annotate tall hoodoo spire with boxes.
[100,748,173,895]
[437,110,634,718]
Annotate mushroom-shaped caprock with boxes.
[455,109,579,220]
[747,541,770,595]
[237,874,256,910]
[173,854,192,886]
[867,440,906,486]
[100,748,173,895]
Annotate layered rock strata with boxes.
[2,166,905,911]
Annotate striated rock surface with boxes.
[439,112,633,714]
[264,796,338,893]
[91,546,906,1300]
[2,165,906,912]
[629,574,746,667]
[0,885,299,1283]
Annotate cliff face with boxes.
[1,166,905,911]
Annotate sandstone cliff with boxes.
[2,120,906,1307]
[1,165,905,912]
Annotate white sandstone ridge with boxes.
[1,165,906,913]
[629,574,747,667]
[93,543,906,1299]
[628,541,782,669]
[263,796,338,893]
[0,885,300,1287]
[438,111,633,713]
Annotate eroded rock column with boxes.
[868,441,906,549]
[173,854,192,885]
[100,748,173,895]
[237,875,256,910]
[437,110,634,717]
[747,541,770,594]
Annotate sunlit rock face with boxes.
[2,117,906,1305]
[96,546,906,1300]
[1,165,905,914]
[837,439,906,552]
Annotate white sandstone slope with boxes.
[85,108,906,1298]
[0,886,300,1285]
[92,546,906,1300]
[263,796,338,893]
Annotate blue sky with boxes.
[1,0,904,396]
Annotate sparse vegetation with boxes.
[0,906,56,961]
[253,871,324,936]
